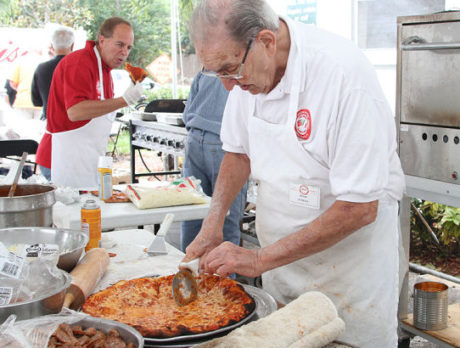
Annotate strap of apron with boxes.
[93,45,105,101]
[46,46,105,137]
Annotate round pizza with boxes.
[81,274,255,338]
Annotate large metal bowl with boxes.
[0,184,56,228]
[0,227,88,272]
[72,317,144,347]
[0,269,71,322]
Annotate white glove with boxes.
[122,82,144,105]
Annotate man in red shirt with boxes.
[36,17,142,187]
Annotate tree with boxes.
[0,0,194,67]
[178,0,196,54]
[77,0,172,67]
[0,0,93,29]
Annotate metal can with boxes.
[81,199,101,252]
[413,281,449,331]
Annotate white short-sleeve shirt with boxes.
[221,16,405,203]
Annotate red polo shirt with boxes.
[36,40,114,168]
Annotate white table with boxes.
[53,195,210,230]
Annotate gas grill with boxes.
[128,110,187,183]
[131,116,187,156]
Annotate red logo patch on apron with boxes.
[295,109,312,140]
[299,184,309,196]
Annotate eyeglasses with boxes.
[201,38,253,80]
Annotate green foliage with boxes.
[1,0,93,28]
[107,129,130,155]
[0,0,11,15]
[411,198,460,256]
[0,0,195,68]
[178,0,195,55]
[77,0,173,67]
[145,84,190,100]
[438,206,460,245]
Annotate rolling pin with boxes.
[63,248,110,310]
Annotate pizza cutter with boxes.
[172,258,200,306]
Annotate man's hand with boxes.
[182,222,223,272]
[205,242,264,278]
[122,82,143,105]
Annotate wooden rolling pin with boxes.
[63,248,110,310]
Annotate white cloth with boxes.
[221,16,404,348]
[50,46,115,189]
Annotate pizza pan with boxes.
[143,284,277,347]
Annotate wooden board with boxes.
[402,303,460,347]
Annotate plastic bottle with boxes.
[81,199,101,252]
[97,156,113,200]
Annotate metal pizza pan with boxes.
[143,284,277,346]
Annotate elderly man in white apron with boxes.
[181,1,406,347]
[37,17,143,188]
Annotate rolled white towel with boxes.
[196,291,345,348]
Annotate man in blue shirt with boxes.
[181,72,247,252]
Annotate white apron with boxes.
[50,46,115,189]
[248,48,399,347]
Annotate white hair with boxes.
[51,26,75,50]
[190,0,279,46]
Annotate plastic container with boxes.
[97,156,113,200]
[413,281,448,331]
[80,199,101,252]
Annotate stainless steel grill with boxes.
[129,113,187,183]
[131,117,187,156]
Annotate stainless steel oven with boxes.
[397,11,460,185]
[396,12,460,347]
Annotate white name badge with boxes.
[289,183,320,209]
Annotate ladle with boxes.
[8,152,28,198]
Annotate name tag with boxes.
[289,183,320,209]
